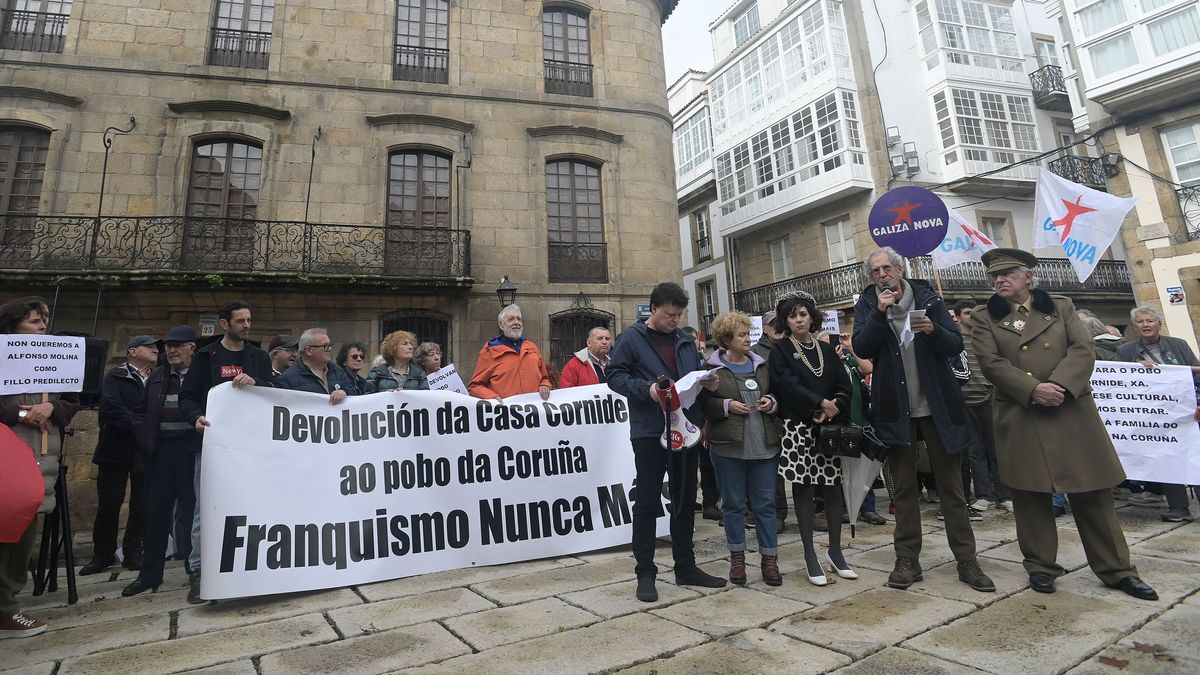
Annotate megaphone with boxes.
[656,376,702,451]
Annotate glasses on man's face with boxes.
[309,344,333,352]
[870,265,895,277]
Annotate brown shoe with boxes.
[887,557,923,589]
[0,612,47,639]
[729,551,747,585]
[761,554,782,586]
[956,560,996,592]
[187,571,204,604]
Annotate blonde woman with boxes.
[362,330,429,392]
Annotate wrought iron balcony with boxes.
[733,258,1132,315]
[696,236,712,262]
[1030,64,1070,112]
[0,9,68,54]
[1177,185,1200,241]
[1048,154,1109,190]
[548,241,607,283]
[394,45,448,84]
[544,59,593,97]
[209,27,271,69]
[0,216,472,285]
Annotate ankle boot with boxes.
[729,551,747,585]
[761,554,782,586]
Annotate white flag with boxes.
[1031,169,1136,282]
[932,206,997,269]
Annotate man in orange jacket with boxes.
[468,304,552,401]
[559,326,612,388]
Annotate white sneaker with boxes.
[971,498,993,512]
[999,500,1014,513]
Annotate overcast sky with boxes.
[662,0,727,85]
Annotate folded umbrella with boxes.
[0,423,44,542]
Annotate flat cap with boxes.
[268,334,298,352]
[162,325,198,343]
[981,247,1038,274]
[126,335,157,350]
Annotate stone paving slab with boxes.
[329,587,495,636]
[354,557,581,602]
[31,587,189,632]
[56,613,338,675]
[1067,602,1200,674]
[748,562,888,608]
[558,578,701,619]
[398,612,707,675]
[19,573,191,612]
[258,621,469,674]
[0,663,56,675]
[830,646,991,674]
[114,563,191,586]
[179,661,257,675]
[443,596,601,651]
[909,558,1030,608]
[470,557,636,606]
[957,513,1019,544]
[651,586,811,638]
[175,587,362,636]
[617,628,851,674]
[903,584,1159,674]
[1063,506,1184,544]
[771,587,975,659]
[980,527,1088,572]
[2,611,168,669]
[845,535,961,574]
[1054,554,1200,609]
[1130,521,1200,563]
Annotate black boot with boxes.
[79,557,115,576]
[636,575,658,602]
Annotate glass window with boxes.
[184,139,262,259]
[734,4,761,46]
[543,6,592,96]
[546,159,606,283]
[1089,31,1137,77]
[768,236,793,280]
[1163,123,1200,185]
[1034,38,1060,67]
[0,0,73,53]
[693,207,712,262]
[1147,8,1200,57]
[674,109,711,178]
[698,281,717,337]
[394,0,449,83]
[823,216,855,267]
[1077,0,1126,37]
[209,0,274,69]
[979,216,1009,247]
[0,126,50,247]
[387,151,451,229]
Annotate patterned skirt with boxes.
[779,418,841,486]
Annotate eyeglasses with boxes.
[348,354,365,360]
[308,344,333,352]
[869,265,895,277]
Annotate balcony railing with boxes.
[548,241,607,283]
[394,44,448,84]
[1030,64,1070,112]
[0,9,68,54]
[733,258,1132,315]
[544,59,593,97]
[696,236,712,262]
[209,27,271,69]
[0,216,472,282]
[1177,185,1200,241]
[1048,155,1109,190]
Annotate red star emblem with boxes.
[1051,196,1097,241]
[961,222,994,249]
[888,201,921,226]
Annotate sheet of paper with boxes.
[674,367,720,409]
[900,313,915,347]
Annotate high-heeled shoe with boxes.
[805,558,828,586]
[121,578,160,597]
[826,552,858,580]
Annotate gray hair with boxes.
[298,327,328,350]
[1130,305,1163,324]
[863,247,905,276]
[587,326,611,339]
[1080,316,1109,339]
[413,342,441,363]
[498,304,522,323]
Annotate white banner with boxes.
[0,335,85,395]
[427,363,468,395]
[199,384,670,599]
[1091,361,1200,484]
[749,316,763,345]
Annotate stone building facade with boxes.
[1,0,681,378]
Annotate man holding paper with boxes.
[970,248,1157,600]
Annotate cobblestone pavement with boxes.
[3,496,1197,674]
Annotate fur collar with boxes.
[986,288,1056,319]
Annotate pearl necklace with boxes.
[789,335,824,377]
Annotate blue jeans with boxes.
[709,452,779,555]
[1051,492,1067,510]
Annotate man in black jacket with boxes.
[178,300,274,603]
[852,247,993,593]
[80,336,159,575]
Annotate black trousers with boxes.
[698,445,719,507]
[137,435,198,585]
[92,462,145,559]
[631,437,699,577]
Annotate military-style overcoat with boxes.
[970,289,1126,493]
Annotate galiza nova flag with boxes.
[932,206,997,269]
[1032,169,1137,282]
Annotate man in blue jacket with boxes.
[607,282,725,602]
[852,247,993,594]
[276,327,359,402]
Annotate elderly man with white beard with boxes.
[468,304,552,402]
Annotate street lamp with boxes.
[496,275,518,307]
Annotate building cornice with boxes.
[0,85,83,107]
[365,114,475,132]
[526,125,624,144]
[167,100,291,120]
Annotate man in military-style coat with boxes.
[970,248,1157,600]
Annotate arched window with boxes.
[379,308,451,364]
[394,0,449,83]
[542,6,592,96]
[183,139,262,264]
[0,126,50,253]
[546,159,606,283]
[385,149,455,275]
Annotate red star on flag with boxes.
[1052,196,1097,241]
[888,201,921,226]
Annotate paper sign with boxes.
[1166,286,1185,305]
[749,316,763,344]
[0,335,86,394]
[427,363,468,395]
[821,311,840,334]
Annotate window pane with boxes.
[1148,9,1200,57]
[1078,0,1127,37]
[1089,32,1137,77]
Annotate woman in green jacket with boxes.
[362,330,429,392]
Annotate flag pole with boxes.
[932,264,945,297]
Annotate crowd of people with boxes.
[1,246,1195,636]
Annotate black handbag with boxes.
[817,423,866,458]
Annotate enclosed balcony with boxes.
[1030,64,1070,113]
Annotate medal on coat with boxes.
[745,379,759,390]
[1013,319,1026,331]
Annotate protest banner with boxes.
[427,363,468,395]
[0,334,86,395]
[1091,361,1200,485]
[199,383,669,599]
[749,316,763,344]
[821,310,840,334]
